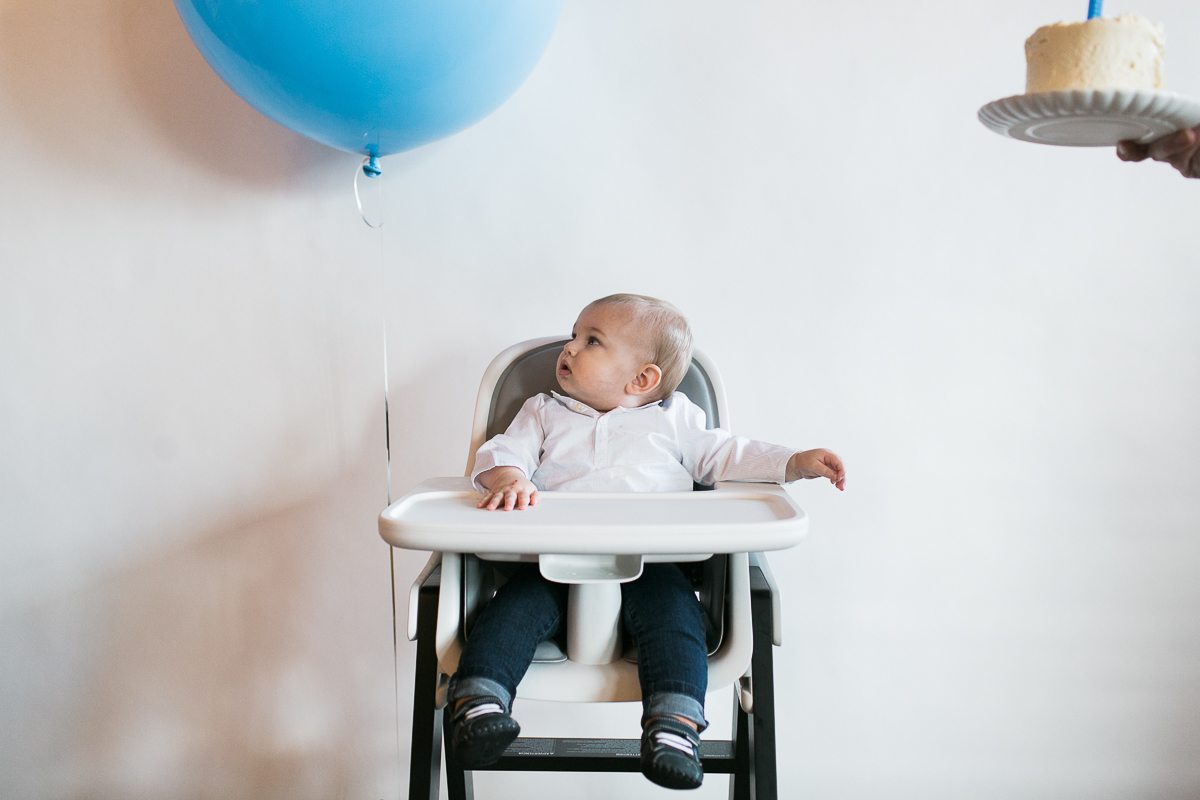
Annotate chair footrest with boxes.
[474,737,736,773]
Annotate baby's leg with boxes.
[447,563,566,767]
[621,563,709,789]
[453,562,567,704]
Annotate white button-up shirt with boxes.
[471,391,796,492]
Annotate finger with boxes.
[529,489,539,506]
[822,451,847,490]
[1117,140,1149,162]
[1164,139,1200,171]
[1167,154,1192,175]
[822,451,844,471]
[1172,144,1200,179]
[483,492,502,511]
[817,451,845,480]
[515,489,530,510]
[1148,128,1198,161]
[1187,147,1200,179]
[812,462,838,482]
[502,489,517,511]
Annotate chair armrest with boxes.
[749,552,783,646]
[407,553,442,642]
[434,552,464,671]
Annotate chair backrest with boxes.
[465,337,729,474]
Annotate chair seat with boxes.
[533,643,642,665]
[533,641,568,663]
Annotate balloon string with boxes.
[355,156,384,229]
[374,169,392,504]
[372,177,401,774]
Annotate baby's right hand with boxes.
[477,476,539,511]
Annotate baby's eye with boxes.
[587,336,600,345]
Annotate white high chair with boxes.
[379,337,809,800]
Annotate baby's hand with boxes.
[786,449,846,491]
[477,476,539,511]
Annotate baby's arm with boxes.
[786,449,846,492]
[674,395,847,490]
[471,395,545,511]
[476,466,539,511]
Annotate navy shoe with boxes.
[640,716,703,790]
[448,697,521,768]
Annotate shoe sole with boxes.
[642,754,703,790]
[453,716,521,768]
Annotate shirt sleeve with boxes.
[470,394,546,491]
[669,394,795,485]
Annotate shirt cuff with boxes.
[721,446,794,485]
[470,454,531,492]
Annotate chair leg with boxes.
[410,578,444,800]
[444,730,474,800]
[730,689,752,800]
[748,568,778,800]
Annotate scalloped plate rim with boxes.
[978,88,1200,147]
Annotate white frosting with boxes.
[1025,15,1165,93]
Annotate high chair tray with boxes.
[379,477,808,555]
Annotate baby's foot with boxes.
[640,716,703,790]
[448,696,521,768]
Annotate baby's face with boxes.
[556,303,652,412]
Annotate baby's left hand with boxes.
[786,449,846,491]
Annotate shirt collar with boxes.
[550,391,663,417]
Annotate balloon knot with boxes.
[362,155,382,178]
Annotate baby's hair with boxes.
[587,293,694,401]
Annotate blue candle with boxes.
[1088,0,1103,19]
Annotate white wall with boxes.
[3,1,1199,798]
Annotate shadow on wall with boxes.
[0,0,341,188]
[1,452,398,799]
[0,324,461,797]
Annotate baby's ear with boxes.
[628,363,663,397]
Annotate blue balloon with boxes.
[173,0,564,159]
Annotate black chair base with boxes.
[408,563,780,800]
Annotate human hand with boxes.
[785,448,846,491]
[476,468,539,511]
[1117,126,1200,178]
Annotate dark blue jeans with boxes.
[447,561,710,729]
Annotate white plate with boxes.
[978,89,1200,147]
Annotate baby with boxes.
[448,293,845,790]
